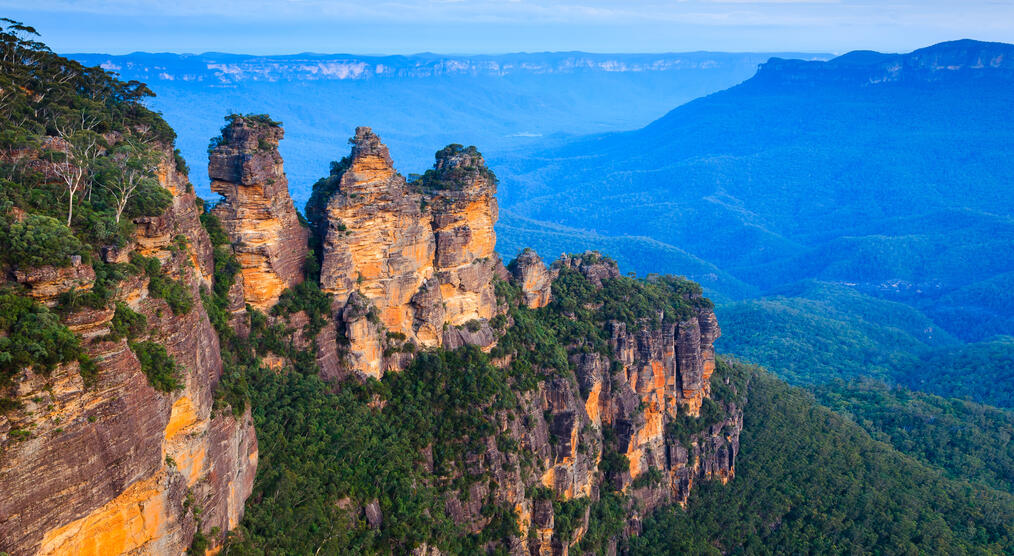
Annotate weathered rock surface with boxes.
[314,127,436,353]
[509,248,555,309]
[209,116,307,310]
[308,129,502,376]
[422,144,500,329]
[12,258,95,306]
[0,149,257,556]
[424,251,742,554]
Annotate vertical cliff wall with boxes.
[0,148,257,555]
[513,254,741,549]
[209,116,307,310]
[307,128,501,377]
[421,144,499,329]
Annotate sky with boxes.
[5,1,1014,55]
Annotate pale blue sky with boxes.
[6,1,1014,55]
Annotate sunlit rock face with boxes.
[509,248,555,309]
[422,143,500,332]
[0,149,257,556]
[308,128,502,377]
[315,127,436,350]
[551,253,737,508]
[209,116,307,311]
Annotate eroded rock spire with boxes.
[307,128,502,376]
[209,115,308,310]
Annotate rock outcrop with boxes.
[209,115,307,310]
[314,127,437,359]
[406,251,742,554]
[422,144,500,331]
[308,128,502,376]
[540,253,737,507]
[12,258,95,306]
[509,248,555,309]
[0,148,257,556]
[2,111,740,556]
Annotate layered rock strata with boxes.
[209,116,307,310]
[509,248,555,309]
[0,148,257,555]
[308,128,501,377]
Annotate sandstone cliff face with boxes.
[419,252,742,555]
[509,249,555,309]
[308,128,501,377]
[422,144,499,331]
[209,116,307,310]
[0,149,257,556]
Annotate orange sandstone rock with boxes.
[309,128,503,377]
[209,116,307,310]
[510,248,556,309]
[0,144,257,556]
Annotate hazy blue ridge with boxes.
[495,39,1014,343]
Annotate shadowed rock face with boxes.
[0,147,257,556]
[209,116,307,310]
[309,128,501,377]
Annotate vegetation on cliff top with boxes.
[0,20,195,400]
[416,144,498,192]
[0,19,175,266]
[1,19,172,237]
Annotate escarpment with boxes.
[3,98,741,555]
[495,253,741,553]
[209,115,307,310]
[1,144,256,556]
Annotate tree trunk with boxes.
[67,189,74,226]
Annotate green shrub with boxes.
[1,214,83,268]
[0,292,85,385]
[173,148,189,175]
[130,340,184,392]
[631,467,665,489]
[107,302,147,341]
[553,497,590,544]
[131,253,192,315]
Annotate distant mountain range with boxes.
[65,50,830,207]
[70,51,831,82]
[495,39,1014,345]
